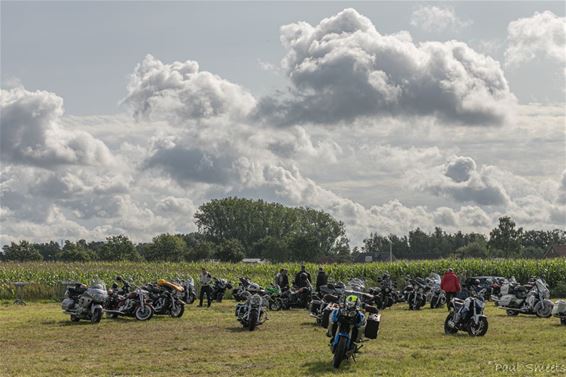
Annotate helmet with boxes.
[345,295,358,309]
[474,279,480,286]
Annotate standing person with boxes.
[316,267,328,292]
[274,269,289,290]
[441,268,461,311]
[294,264,311,287]
[199,268,213,307]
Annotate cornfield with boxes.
[1,259,565,300]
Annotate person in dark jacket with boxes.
[315,267,328,292]
[274,269,289,290]
[441,268,461,311]
[294,264,311,288]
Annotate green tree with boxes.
[455,240,489,258]
[1,241,42,261]
[57,240,94,261]
[99,235,141,261]
[488,217,523,257]
[34,241,60,261]
[145,234,188,262]
[214,239,245,262]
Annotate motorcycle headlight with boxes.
[250,294,262,306]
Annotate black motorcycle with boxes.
[403,277,427,310]
[105,281,154,321]
[235,292,268,331]
[210,278,232,303]
[144,279,185,318]
[444,295,488,336]
[281,284,312,309]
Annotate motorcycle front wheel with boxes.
[444,313,458,335]
[135,306,153,321]
[248,309,258,331]
[535,302,553,318]
[91,308,103,324]
[467,317,488,336]
[332,337,347,369]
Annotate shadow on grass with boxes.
[302,359,354,375]
[224,326,247,333]
[300,321,320,327]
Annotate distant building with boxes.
[241,258,268,264]
[354,252,395,263]
[543,244,566,258]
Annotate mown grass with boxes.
[1,300,565,377]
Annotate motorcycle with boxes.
[496,278,553,318]
[265,285,284,311]
[403,277,427,310]
[280,284,312,309]
[174,276,197,304]
[552,300,566,326]
[61,280,107,323]
[444,295,488,336]
[428,274,446,309]
[235,292,268,331]
[326,299,366,369]
[144,279,185,318]
[310,293,340,328]
[232,277,261,301]
[210,278,232,303]
[105,282,154,321]
[369,277,396,309]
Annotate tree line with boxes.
[1,197,564,262]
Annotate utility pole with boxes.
[387,237,393,262]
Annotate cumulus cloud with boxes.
[255,8,515,126]
[413,156,511,206]
[505,11,566,67]
[410,6,472,33]
[123,54,257,123]
[0,87,113,168]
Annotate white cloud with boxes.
[0,87,113,169]
[505,11,566,67]
[410,6,472,33]
[256,8,515,126]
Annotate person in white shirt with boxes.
[199,268,213,307]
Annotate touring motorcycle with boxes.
[235,292,268,331]
[61,280,107,323]
[105,283,154,321]
[496,278,553,318]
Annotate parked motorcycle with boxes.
[265,285,283,311]
[444,295,488,336]
[403,277,427,310]
[496,278,553,318]
[61,280,107,323]
[281,284,312,309]
[310,293,340,328]
[232,277,262,301]
[105,283,154,321]
[427,274,446,309]
[235,292,268,331]
[174,276,197,304]
[210,278,232,303]
[144,279,185,318]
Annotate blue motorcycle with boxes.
[328,296,366,369]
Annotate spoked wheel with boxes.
[91,308,103,324]
[135,306,153,321]
[444,313,458,335]
[170,302,185,318]
[333,337,347,369]
[467,317,488,336]
[506,309,519,316]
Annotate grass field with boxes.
[1,300,565,377]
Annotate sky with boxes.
[1,1,565,246]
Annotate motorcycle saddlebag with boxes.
[61,298,75,311]
[552,300,566,316]
[364,313,380,339]
[321,306,333,328]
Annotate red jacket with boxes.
[441,272,461,293]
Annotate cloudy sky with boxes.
[1,2,565,246]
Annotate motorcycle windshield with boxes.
[535,279,549,296]
[89,279,107,291]
[429,274,441,285]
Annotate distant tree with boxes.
[455,240,489,258]
[252,236,290,262]
[35,241,60,261]
[488,217,523,257]
[214,239,245,262]
[1,241,42,261]
[145,234,188,262]
[57,240,95,261]
[99,235,141,261]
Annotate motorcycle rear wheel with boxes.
[170,303,184,318]
[333,337,347,369]
[467,317,488,336]
[269,299,282,311]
